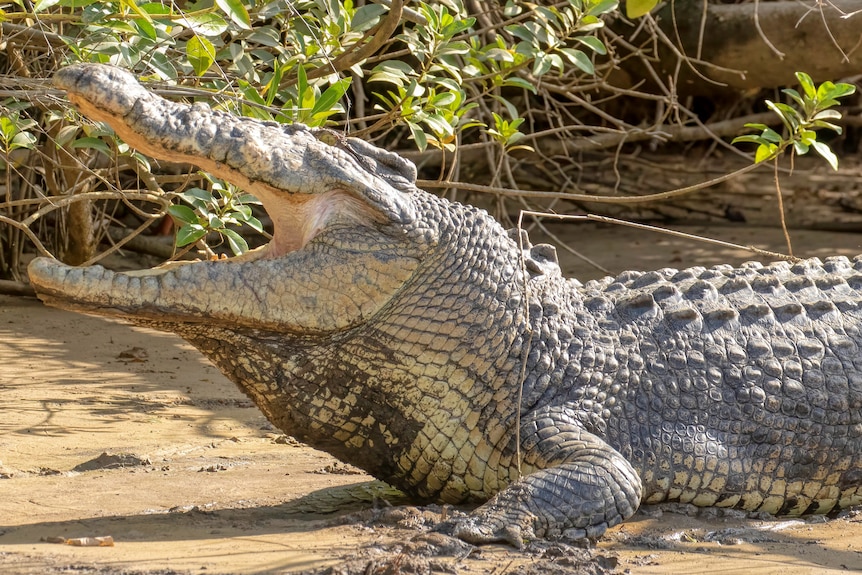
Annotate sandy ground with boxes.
[3,224,862,574]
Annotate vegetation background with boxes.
[0,0,861,286]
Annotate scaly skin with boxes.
[29,64,862,547]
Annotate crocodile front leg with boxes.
[453,414,642,547]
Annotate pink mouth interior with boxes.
[261,189,383,258]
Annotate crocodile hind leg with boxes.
[453,419,642,547]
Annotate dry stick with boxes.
[0,214,54,258]
[667,2,727,88]
[513,210,534,480]
[519,210,800,263]
[531,218,611,276]
[812,3,851,63]
[22,191,169,228]
[754,0,786,59]
[696,0,708,61]
[80,215,164,267]
[772,158,793,256]
[0,278,35,297]
[401,111,783,168]
[417,158,766,203]
[15,191,169,263]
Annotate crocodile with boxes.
[29,64,862,546]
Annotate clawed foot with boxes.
[450,516,527,548]
[436,511,598,549]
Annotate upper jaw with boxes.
[53,64,419,242]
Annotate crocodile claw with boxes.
[451,517,527,549]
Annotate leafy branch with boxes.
[732,72,856,255]
[732,72,856,170]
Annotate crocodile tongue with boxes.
[29,64,422,332]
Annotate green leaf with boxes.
[731,135,767,145]
[811,120,842,134]
[491,95,521,120]
[754,143,778,163]
[439,41,472,57]
[71,136,112,157]
[132,14,157,40]
[817,80,856,102]
[221,228,249,255]
[369,60,413,87]
[484,48,515,62]
[431,91,457,107]
[176,224,207,247]
[33,0,60,13]
[207,213,225,229]
[799,129,817,145]
[502,76,538,93]
[812,109,842,121]
[766,100,800,132]
[216,0,251,30]
[145,52,177,81]
[532,52,552,77]
[407,122,428,152]
[812,140,839,170]
[352,3,387,31]
[795,72,816,100]
[506,24,537,44]
[264,64,284,106]
[296,65,315,115]
[781,88,805,110]
[433,77,463,92]
[558,48,594,75]
[236,80,268,118]
[168,204,200,225]
[423,113,454,137]
[574,35,607,55]
[180,188,214,205]
[587,0,620,16]
[9,130,36,151]
[236,192,261,205]
[140,2,170,17]
[234,211,264,233]
[626,0,658,18]
[182,12,229,36]
[310,78,351,118]
[55,125,80,147]
[186,35,216,76]
[247,26,282,48]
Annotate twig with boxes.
[519,210,800,262]
[754,0,785,59]
[417,158,767,204]
[772,159,793,256]
[80,217,161,267]
[513,211,534,480]
[22,191,169,228]
[0,214,55,258]
[0,279,35,298]
[530,218,611,276]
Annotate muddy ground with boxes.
[3,223,862,574]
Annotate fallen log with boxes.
[641,0,862,93]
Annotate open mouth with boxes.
[29,64,423,333]
[52,65,392,267]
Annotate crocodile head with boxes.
[29,64,444,335]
